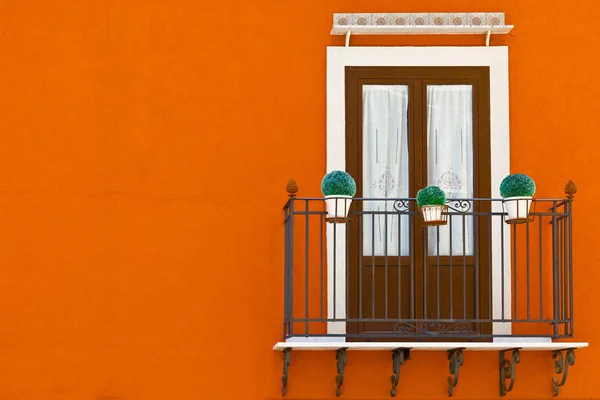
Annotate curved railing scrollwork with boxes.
[392,199,412,212]
[389,198,472,213]
[394,321,474,336]
[445,199,473,213]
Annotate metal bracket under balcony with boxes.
[274,342,588,397]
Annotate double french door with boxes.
[345,67,491,340]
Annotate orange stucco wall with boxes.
[0,0,598,399]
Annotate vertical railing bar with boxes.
[385,205,389,319]
[539,214,543,320]
[333,201,337,321]
[424,226,428,319]
[552,201,558,337]
[410,210,415,319]
[462,214,467,319]
[305,200,310,336]
[289,198,295,336]
[372,213,376,320]
[320,210,324,320]
[488,212,492,321]
[559,217,563,330]
[449,214,453,320]
[526,211,530,321]
[346,205,350,333]
[512,223,517,321]
[436,225,440,320]
[474,210,480,323]
[558,216,562,334]
[501,215,505,321]
[359,210,364,319]
[284,206,290,338]
[398,213,402,320]
[563,205,568,335]
[568,200,574,335]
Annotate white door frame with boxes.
[325,46,511,340]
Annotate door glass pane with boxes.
[427,85,474,256]
[362,85,410,256]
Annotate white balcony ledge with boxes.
[273,341,588,351]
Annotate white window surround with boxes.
[324,46,512,341]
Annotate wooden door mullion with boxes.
[412,79,425,324]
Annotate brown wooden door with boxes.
[345,67,491,341]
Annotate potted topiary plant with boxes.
[416,186,448,226]
[500,173,536,223]
[321,170,356,222]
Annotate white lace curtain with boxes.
[361,84,474,257]
[362,85,410,256]
[427,85,474,256]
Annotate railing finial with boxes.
[286,178,299,198]
[565,180,577,200]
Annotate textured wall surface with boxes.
[0,0,598,398]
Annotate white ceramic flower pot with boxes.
[503,196,532,222]
[420,205,448,226]
[324,195,353,219]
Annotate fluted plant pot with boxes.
[420,204,449,226]
[417,186,448,227]
[324,196,353,219]
[321,170,356,223]
[503,196,533,222]
[500,173,536,224]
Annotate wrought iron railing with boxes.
[282,190,574,340]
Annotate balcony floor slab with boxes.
[273,341,588,351]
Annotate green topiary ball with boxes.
[321,170,356,197]
[416,186,446,207]
[500,174,536,198]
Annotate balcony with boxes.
[282,193,576,341]
[276,183,589,397]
